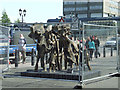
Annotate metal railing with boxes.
[0,25,10,72]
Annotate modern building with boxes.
[63,0,120,36]
[63,0,120,18]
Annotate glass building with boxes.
[63,0,120,18]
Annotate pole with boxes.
[81,22,85,87]
[22,15,23,28]
[31,48,35,66]
[103,46,106,57]
[115,24,120,73]
[7,28,10,71]
[15,49,19,67]
[74,20,84,89]
[118,45,120,72]
[78,20,81,85]
[74,19,84,89]
[111,46,113,56]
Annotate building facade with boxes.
[63,0,120,18]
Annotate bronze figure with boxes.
[28,23,91,72]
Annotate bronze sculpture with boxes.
[28,23,91,72]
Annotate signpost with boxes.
[59,16,65,23]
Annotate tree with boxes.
[1,10,11,26]
[14,18,20,23]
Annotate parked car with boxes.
[9,44,37,56]
[105,37,120,49]
[0,44,37,57]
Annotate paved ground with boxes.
[1,76,120,89]
[1,49,120,89]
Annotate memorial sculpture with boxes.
[28,24,50,71]
[28,24,91,72]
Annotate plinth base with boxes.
[21,69,101,80]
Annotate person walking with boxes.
[88,37,96,60]
[85,37,90,49]
[94,36,100,58]
[18,34,26,64]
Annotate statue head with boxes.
[28,24,45,39]
[46,25,53,32]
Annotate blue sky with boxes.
[0,0,63,23]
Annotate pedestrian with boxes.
[92,35,95,41]
[94,36,100,58]
[88,38,96,60]
[18,34,26,64]
[90,35,93,41]
[85,37,90,49]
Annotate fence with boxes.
[1,22,119,88]
[78,22,119,86]
[0,25,10,72]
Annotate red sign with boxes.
[59,17,65,22]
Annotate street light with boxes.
[19,9,26,25]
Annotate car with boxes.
[105,37,120,49]
[9,44,37,56]
[105,37,116,47]
[0,44,37,57]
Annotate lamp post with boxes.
[19,9,26,27]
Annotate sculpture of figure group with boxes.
[28,24,91,72]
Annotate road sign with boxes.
[59,17,65,22]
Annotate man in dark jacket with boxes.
[94,36,100,58]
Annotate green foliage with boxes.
[14,18,20,23]
[1,10,11,26]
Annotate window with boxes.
[65,14,71,18]
[64,1,75,5]
[110,7,118,13]
[89,0,103,2]
[76,7,88,11]
[91,13,102,17]
[78,14,87,18]
[118,9,120,12]
[109,0,118,6]
[76,1,87,4]
[90,5,102,10]
[64,7,75,11]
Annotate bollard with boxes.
[31,48,35,66]
[111,46,113,56]
[103,46,106,57]
[15,49,19,67]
